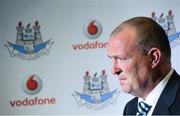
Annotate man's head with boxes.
[107,17,171,98]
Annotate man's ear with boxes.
[148,47,161,69]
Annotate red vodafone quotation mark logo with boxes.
[22,74,42,95]
[84,20,102,39]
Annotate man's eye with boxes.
[115,57,126,61]
[118,58,126,60]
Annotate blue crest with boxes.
[151,10,180,47]
[73,70,120,110]
[5,21,54,60]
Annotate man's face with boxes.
[107,27,152,97]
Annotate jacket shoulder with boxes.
[123,97,138,115]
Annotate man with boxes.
[107,17,180,115]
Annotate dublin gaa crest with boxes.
[5,21,54,60]
[151,10,180,47]
[73,70,120,110]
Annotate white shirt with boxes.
[138,69,174,116]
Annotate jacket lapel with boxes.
[153,71,180,115]
[123,97,138,115]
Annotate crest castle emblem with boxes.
[5,21,54,60]
[151,10,180,47]
[73,70,120,110]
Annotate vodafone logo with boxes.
[84,20,102,39]
[9,74,56,107]
[22,74,42,95]
[72,20,107,51]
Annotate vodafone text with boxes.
[72,41,108,50]
[9,97,56,107]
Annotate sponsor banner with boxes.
[1,0,179,115]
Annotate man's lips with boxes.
[118,75,128,84]
[119,74,127,80]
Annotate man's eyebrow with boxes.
[107,55,112,59]
[107,54,124,59]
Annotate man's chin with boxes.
[121,87,132,94]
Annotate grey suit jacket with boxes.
[123,70,180,115]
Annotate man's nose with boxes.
[112,60,122,75]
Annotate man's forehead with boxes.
[110,27,138,44]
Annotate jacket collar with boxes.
[153,71,180,114]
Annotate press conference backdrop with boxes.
[0,0,180,115]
